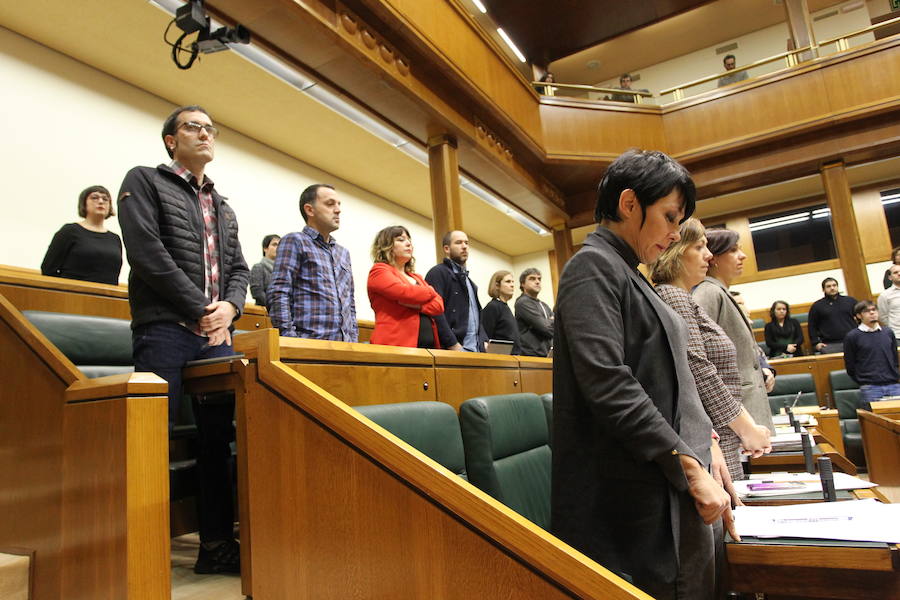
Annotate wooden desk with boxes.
[858,409,900,487]
[769,354,849,408]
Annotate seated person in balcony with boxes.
[268,184,358,341]
[605,73,648,103]
[482,269,520,354]
[553,150,734,600]
[717,54,748,87]
[367,225,447,349]
[249,234,280,306]
[808,277,857,354]
[843,300,900,405]
[764,300,804,358]
[536,71,556,95]
[41,185,122,285]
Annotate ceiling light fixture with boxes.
[496,28,527,63]
[471,0,488,14]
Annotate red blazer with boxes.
[367,262,445,348]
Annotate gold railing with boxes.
[531,81,654,104]
[660,15,900,100]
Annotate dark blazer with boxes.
[552,227,713,598]
[425,258,488,351]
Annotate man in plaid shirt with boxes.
[268,184,358,342]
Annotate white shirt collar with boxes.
[858,322,882,332]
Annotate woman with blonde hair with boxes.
[481,269,520,354]
[366,225,446,348]
[651,218,771,481]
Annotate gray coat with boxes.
[693,277,775,432]
[552,227,714,599]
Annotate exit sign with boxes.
[892,0,900,10]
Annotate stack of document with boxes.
[772,413,817,427]
[734,471,877,498]
[734,498,900,543]
[768,432,810,452]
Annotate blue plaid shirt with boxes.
[268,226,358,341]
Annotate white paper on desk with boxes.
[734,498,900,543]
[772,414,817,426]
[736,471,878,497]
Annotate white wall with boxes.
[593,1,875,100]
[512,251,555,307]
[0,26,519,320]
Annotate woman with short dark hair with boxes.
[367,225,446,348]
[764,300,804,358]
[41,185,122,285]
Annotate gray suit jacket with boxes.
[552,227,713,598]
[693,277,775,432]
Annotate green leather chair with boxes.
[356,401,467,479]
[767,373,818,415]
[458,393,551,529]
[829,369,865,468]
[540,393,553,443]
[23,310,134,378]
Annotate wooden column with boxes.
[783,0,817,61]
[822,161,871,300]
[428,134,463,260]
[551,224,574,295]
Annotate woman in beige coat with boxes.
[692,229,775,433]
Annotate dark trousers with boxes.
[133,321,236,542]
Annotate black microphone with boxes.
[801,431,815,474]
[818,456,836,502]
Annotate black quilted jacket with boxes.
[117,164,249,329]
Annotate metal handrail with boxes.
[818,15,900,47]
[658,45,812,96]
[531,81,653,103]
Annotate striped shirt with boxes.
[268,225,358,342]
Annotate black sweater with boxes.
[482,297,520,354]
[844,326,900,385]
[808,294,857,345]
[41,222,122,285]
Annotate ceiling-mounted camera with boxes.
[165,0,251,69]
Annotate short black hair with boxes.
[519,267,541,291]
[723,54,736,64]
[595,150,696,225]
[821,277,838,290]
[298,184,335,223]
[853,299,875,316]
[77,185,113,219]
[261,234,280,256]
[620,73,631,82]
[161,105,210,158]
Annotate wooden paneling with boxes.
[289,363,436,406]
[235,329,649,599]
[858,410,900,486]
[822,162,871,301]
[769,353,848,407]
[61,379,170,600]
[431,349,521,409]
[853,186,893,262]
[518,356,552,395]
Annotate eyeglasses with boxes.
[178,121,220,138]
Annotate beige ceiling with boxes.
[0,0,553,256]
[550,0,844,84]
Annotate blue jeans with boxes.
[132,321,235,424]
[859,383,900,405]
[132,321,237,542]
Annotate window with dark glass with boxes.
[880,188,900,248]
[749,204,837,271]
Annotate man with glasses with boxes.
[843,300,900,406]
[117,105,249,575]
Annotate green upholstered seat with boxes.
[356,401,467,479]
[829,369,865,468]
[459,393,551,529]
[793,312,809,324]
[751,318,765,329]
[23,310,134,378]
[767,373,818,414]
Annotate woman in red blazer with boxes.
[367,225,446,348]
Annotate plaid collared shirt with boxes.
[268,225,358,342]
[657,283,744,480]
[169,161,219,303]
